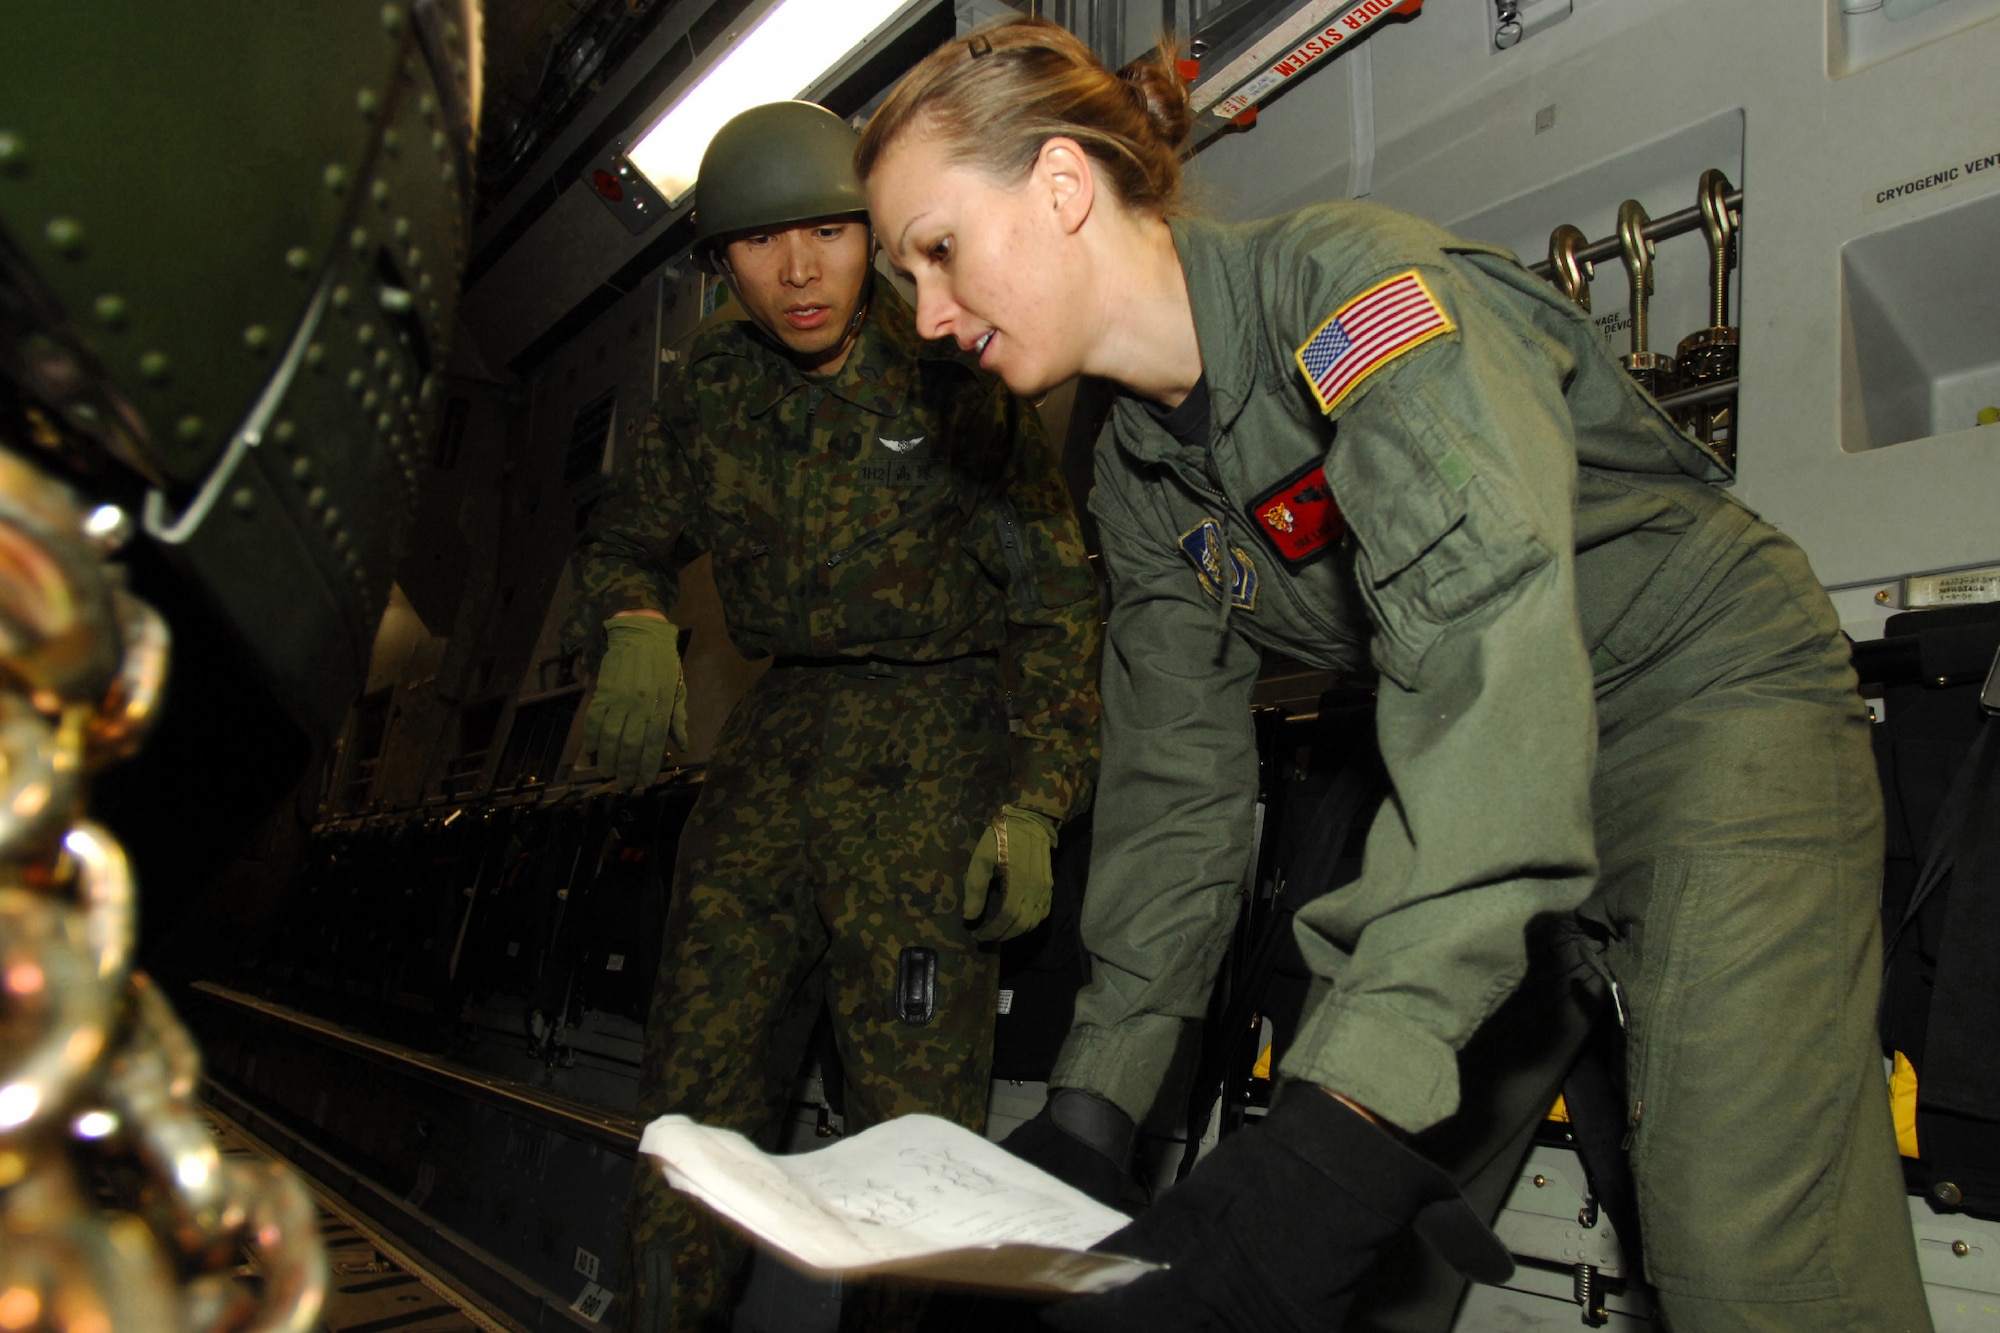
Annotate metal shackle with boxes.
[1616,199,1658,357]
[1549,224,1594,313]
[1697,168,1739,331]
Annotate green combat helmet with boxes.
[691,101,867,271]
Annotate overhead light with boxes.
[626,0,912,204]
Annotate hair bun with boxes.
[1118,47,1193,152]
[857,17,1190,215]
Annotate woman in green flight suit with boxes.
[856,18,1930,1333]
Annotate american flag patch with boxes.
[1293,270,1455,416]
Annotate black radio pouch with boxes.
[896,946,938,1026]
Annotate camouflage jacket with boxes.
[569,282,1101,823]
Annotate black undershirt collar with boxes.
[1140,375,1212,453]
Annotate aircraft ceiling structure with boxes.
[452,0,1414,379]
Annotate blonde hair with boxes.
[855,17,1192,215]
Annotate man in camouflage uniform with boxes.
[566,101,1100,1333]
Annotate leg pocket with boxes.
[822,817,998,1129]
[1620,848,1852,1301]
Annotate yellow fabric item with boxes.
[1891,1051,1920,1159]
[1252,1040,1272,1081]
[1546,1093,1570,1124]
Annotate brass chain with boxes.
[0,448,327,1331]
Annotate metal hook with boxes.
[1697,168,1738,331]
[1615,199,1656,356]
[1549,224,1593,313]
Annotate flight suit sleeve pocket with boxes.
[1324,386,1467,587]
[1333,388,1553,689]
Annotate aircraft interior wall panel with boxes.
[1834,0,2000,74]
[365,583,452,695]
[522,554,584,683]
[520,561,592,784]
[459,180,665,372]
[1187,0,2000,596]
[397,382,494,634]
[434,276,652,748]
[508,277,663,623]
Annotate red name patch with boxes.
[1247,460,1344,567]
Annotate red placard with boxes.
[1247,460,1345,567]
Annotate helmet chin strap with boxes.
[815,234,875,368]
[833,265,872,351]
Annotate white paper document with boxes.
[637,1113,1160,1296]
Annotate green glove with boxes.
[582,615,689,788]
[963,804,1058,943]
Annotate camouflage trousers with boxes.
[620,657,1012,1333]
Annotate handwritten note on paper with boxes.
[638,1113,1158,1296]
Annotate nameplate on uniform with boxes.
[1179,518,1258,610]
[1294,269,1454,416]
[858,433,937,487]
[1247,460,1344,568]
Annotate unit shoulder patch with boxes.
[1179,518,1259,610]
[1247,458,1345,569]
[1293,269,1455,416]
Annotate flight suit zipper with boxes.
[1202,446,1229,499]
[1170,453,1228,507]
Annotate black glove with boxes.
[1000,1087,1139,1211]
[1044,1084,1513,1333]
